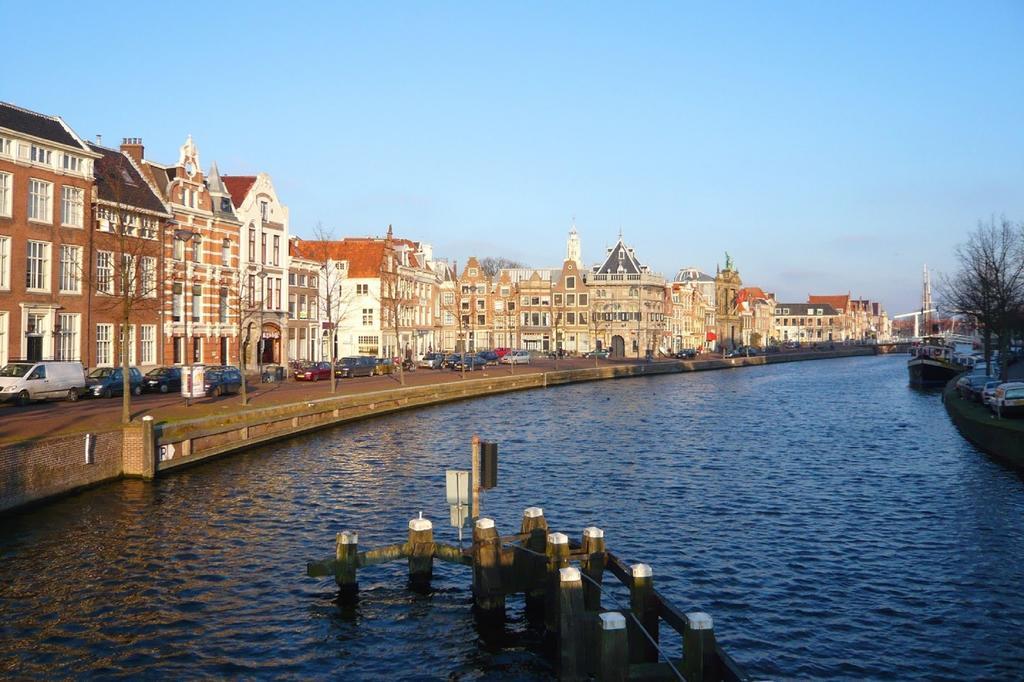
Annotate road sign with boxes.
[159,443,176,462]
[446,470,470,506]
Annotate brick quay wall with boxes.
[0,347,873,513]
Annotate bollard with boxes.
[407,517,434,590]
[335,531,359,597]
[628,563,659,663]
[683,611,718,682]
[597,611,629,682]
[544,532,570,632]
[520,507,549,614]
[472,518,505,619]
[580,526,606,611]
[558,566,586,681]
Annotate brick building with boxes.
[0,102,100,366]
[589,236,667,358]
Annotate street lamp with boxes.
[257,268,267,381]
[174,228,197,406]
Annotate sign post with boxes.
[446,469,471,545]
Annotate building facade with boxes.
[589,237,667,358]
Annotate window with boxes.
[96,251,113,294]
[288,272,296,286]
[62,154,81,172]
[567,312,576,325]
[192,285,202,322]
[0,137,10,157]
[29,179,53,222]
[288,294,296,319]
[260,200,269,222]
[59,245,81,293]
[120,254,137,296]
[248,274,256,306]
[469,268,477,277]
[96,324,113,366]
[0,172,10,217]
[222,239,231,265]
[141,257,156,298]
[248,228,256,261]
[476,299,485,310]
[0,311,7,366]
[141,325,156,364]
[444,311,454,325]
[356,283,369,295]
[554,294,563,306]
[262,233,267,263]
[477,314,485,325]
[122,325,136,365]
[173,236,185,261]
[172,336,183,364]
[30,145,52,165]
[273,235,280,266]
[219,287,228,323]
[566,276,576,289]
[0,236,9,289]
[362,308,373,326]
[309,275,317,288]
[60,187,84,227]
[192,337,202,363]
[26,241,50,291]
[56,313,79,361]
[567,294,576,306]
[191,237,202,263]
[172,282,184,322]
[579,294,588,306]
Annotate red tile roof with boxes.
[808,294,851,312]
[293,238,386,278]
[222,175,256,209]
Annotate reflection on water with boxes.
[2,355,1023,679]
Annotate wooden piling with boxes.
[519,507,549,613]
[597,611,629,682]
[472,518,505,619]
[628,563,659,663]
[407,517,435,589]
[335,531,359,596]
[471,435,481,519]
[580,526,606,611]
[682,611,718,682]
[558,566,586,681]
[545,532,570,632]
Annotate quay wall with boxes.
[1,347,872,513]
[943,379,1024,470]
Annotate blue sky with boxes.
[5,1,1022,313]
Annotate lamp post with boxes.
[257,268,267,381]
[174,229,196,406]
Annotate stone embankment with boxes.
[943,378,1024,470]
[1,347,873,513]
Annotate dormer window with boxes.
[221,198,232,213]
[260,201,269,221]
[62,154,81,172]
[30,145,51,165]
[617,250,624,260]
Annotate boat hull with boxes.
[908,357,959,386]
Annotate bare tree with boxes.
[379,225,410,386]
[588,302,614,367]
[478,256,526,279]
[941,217,1024,380]
[228,269,262,406]
[91,151,169,423]
[439,284,469,379]
[301,223,355,394]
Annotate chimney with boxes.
[120,137,144,164]
[96,134,103,145]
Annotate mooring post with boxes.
[558,566,586,681]
[580,526,606,611]
[407,517,435,589]
[471,435,481,520]
[335,531,359,596]
[628,563,659,663]
[682,611,718,682]
[472,517,505,619]
[545,532,570,632]
[597,611,629,682]
[520,507,548,613]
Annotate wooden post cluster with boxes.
[407,517,435,590]
[334,530,358,597]
[683,611,718,682]
[472,517,505,619]
[629,563,659,663]
[545,532,570,632]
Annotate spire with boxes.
[386,223,394,240]
[206,160,226,193]
[566,221,583,270]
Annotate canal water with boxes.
[2,355,1023,680]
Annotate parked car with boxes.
[87,366,144,398]
[204,366,243,397]
[143,366,182,394]
[477,351,500,366]
[994,383,1024,416]
[335,356,377,378]
[417,353,445,369]
[981,381,1002,406]
[294,362,332,382]
[450,353,484,371]
[673,349,697,359]
[0,361,86,405]
[500,350,531,365]
[584,349,610,359]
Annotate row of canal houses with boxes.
[0,100,889,372]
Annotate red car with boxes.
[294,361,332,381]
[494,348,511,358]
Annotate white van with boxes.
[0,361,87,406]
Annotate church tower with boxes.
[566,222,583,271]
